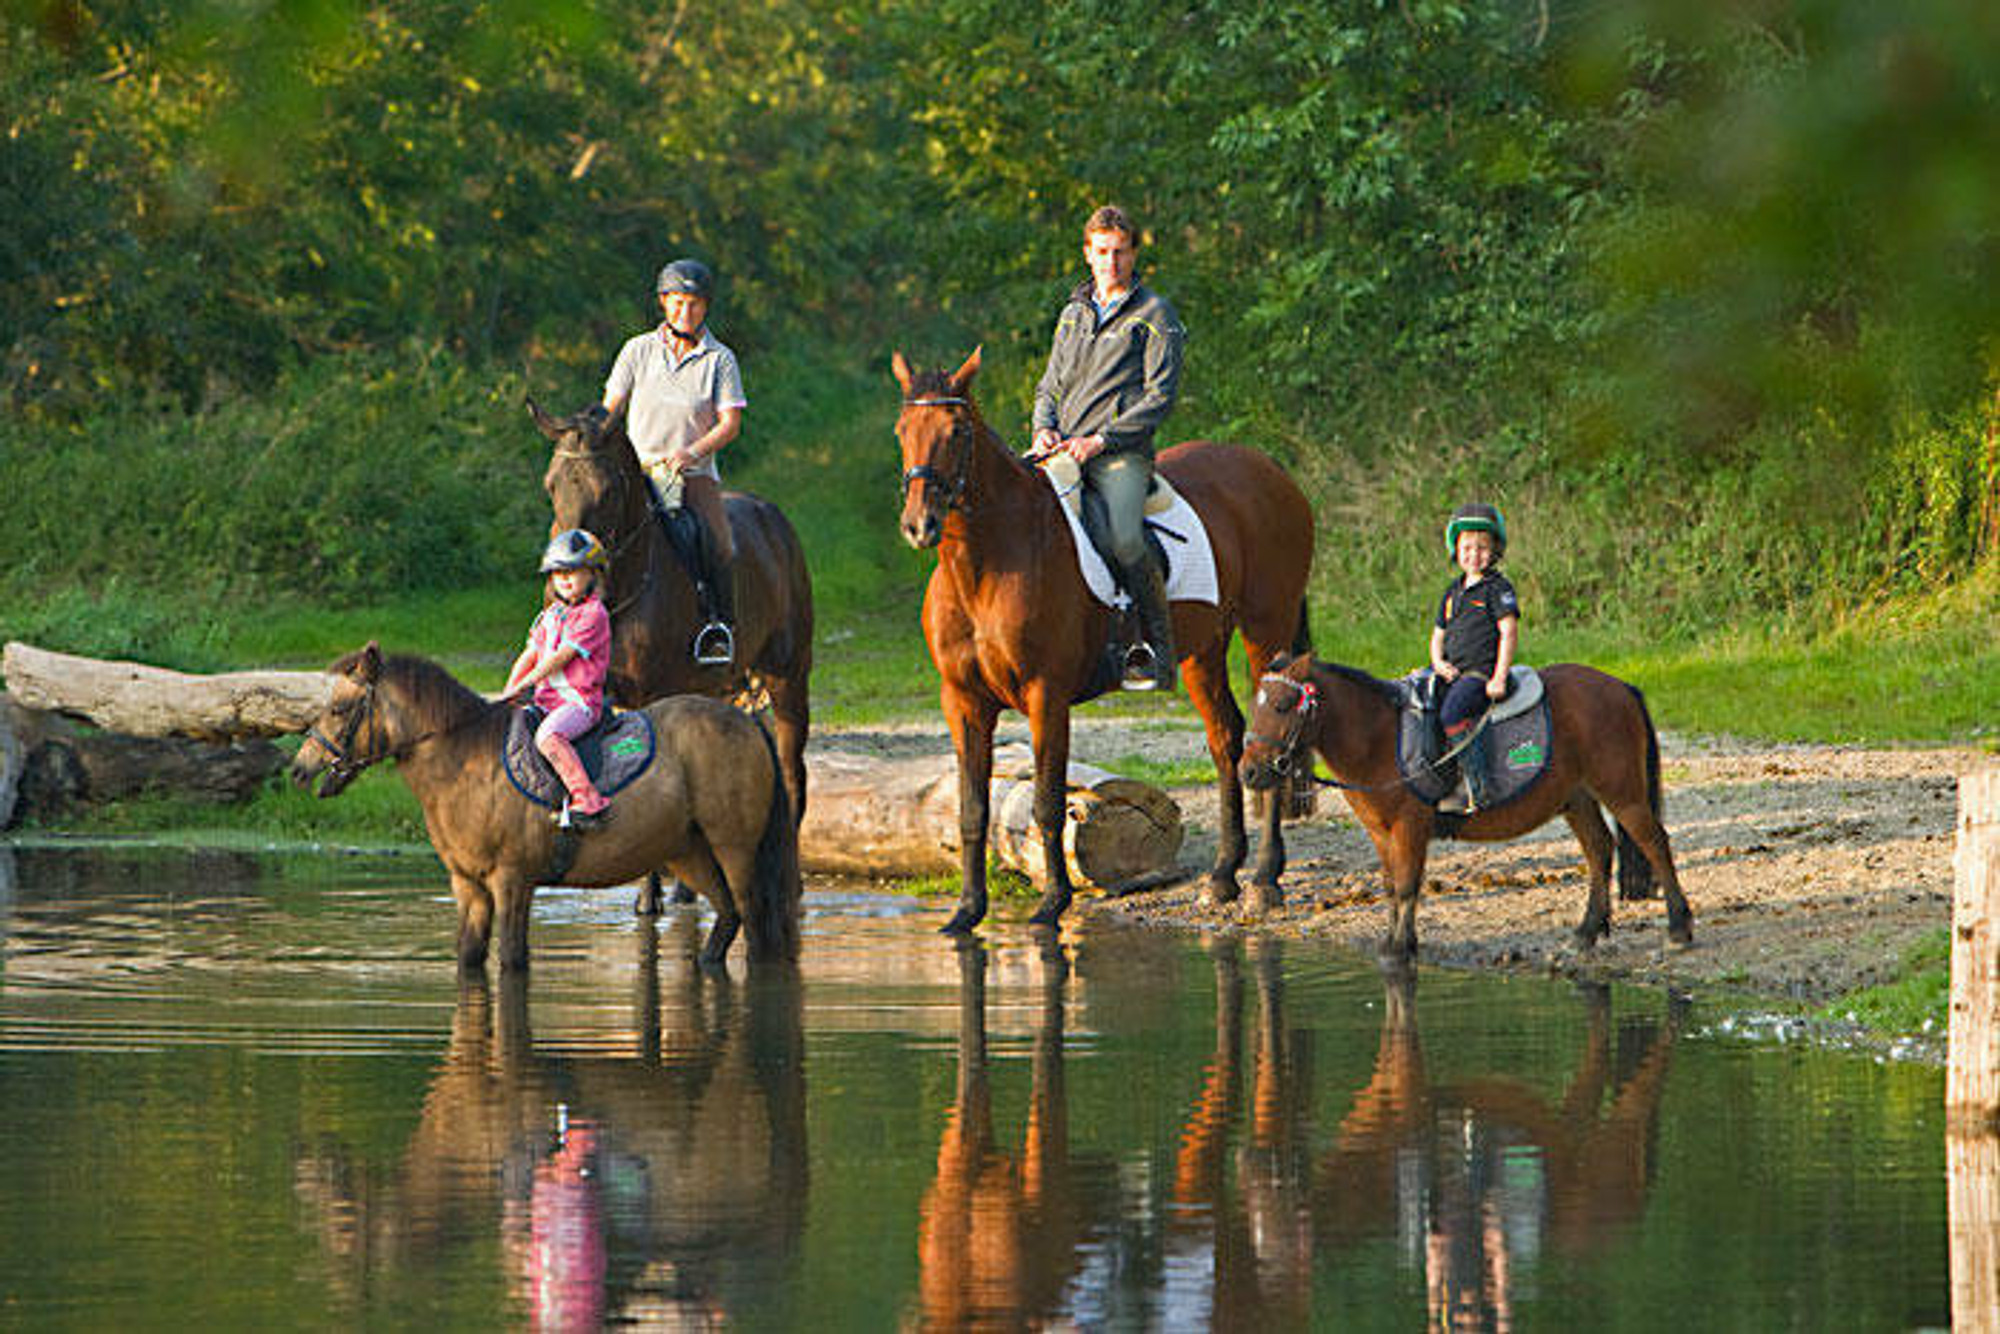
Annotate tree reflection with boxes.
[292,920,806,1327]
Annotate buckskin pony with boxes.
[529,400,814,840]
[290,642,801,970]
[1238,652,1695,962]
[893,348,1315,931]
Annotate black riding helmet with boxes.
[656,258,715,300]
[1444,502,1507,558]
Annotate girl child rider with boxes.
[503,529,615,829]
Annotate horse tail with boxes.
[748,716,804,962]
[1617,683,1662,900]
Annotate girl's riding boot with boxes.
[539,735,612,829]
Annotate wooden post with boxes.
[1949,766,1998,1333]
[1952,766,2000,1119]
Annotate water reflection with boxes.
[293,921,807,1327]
[1164,941,1685,1330]
[914,935,1115,1330]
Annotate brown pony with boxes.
[893,348,1316,932]
[289,642,801,970]
[530,401,814,835]
[1239,653,1694,961]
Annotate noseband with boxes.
[899,396,972,511]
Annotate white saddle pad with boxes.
[1041,454,1220,609]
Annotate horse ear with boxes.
[360,641,383,682]
[890,351,914,395]
[949,345,983,394]
[526,396,564,443]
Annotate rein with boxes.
[1246,671,1483,793]
[306,678,490,780]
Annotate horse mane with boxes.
[1310,657,1403,708]
[331,649,493,732]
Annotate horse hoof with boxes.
[1246,880,1284,914]
[939,910,982,936]
[1202,876,1240,908]
[1028,897,1071,927]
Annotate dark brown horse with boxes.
[289,642,801,970]
[1238,653,1695,961]
[893,348,1315,931]
[530,401,814,835]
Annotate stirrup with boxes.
[692,621,735,666]
[1121,641,1162,691]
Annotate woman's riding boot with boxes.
[694,555,736,666]
[540,735,612,829]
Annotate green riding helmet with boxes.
[656,258,715,300]
[1444,502,1507,557]
[541,528,608,574]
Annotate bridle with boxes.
[899,395,972,512]
[1244,672,1320,779]
[548,426,652,619]
[304,679,383,787]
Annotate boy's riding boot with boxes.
[693,554,736,666]
[1462,724,1494,811]
[1122,561,1177,692]
[540,735,612,830]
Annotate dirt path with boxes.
[820,717,1983,1006]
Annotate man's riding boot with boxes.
[693,555,736,666]
[1122,561,1177,692]
[540,735,611,830]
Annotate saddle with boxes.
[502,706,657,811]
[1393,666,1550,812]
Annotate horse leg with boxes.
[1240,640,1288,908]
[450,871,493,972]
[1560,791,1617,948]
[1605,799,1696,946]
[490,873,535,972]
[765,672,811,829]
[941,687,999,935]
[672,844,742,966]
[1374,826,1427,963]
[1023,685,1076,926]
[710,840,776,962]
[1181,645,1249,907]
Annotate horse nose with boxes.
[1238,753,1274,790]
[901,512,940,549]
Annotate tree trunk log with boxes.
[2,641,331,742]
[799,743,1183,892]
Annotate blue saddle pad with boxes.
[1394,668,1552,811]
[503,707,656,810]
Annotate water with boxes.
[0,844,1956,1330]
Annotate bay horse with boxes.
[529,400,814,839]
[289,642,801,970]
[893,348,1315,931]
[1238,653,1695,961]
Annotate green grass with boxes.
[1818,930,1953,1036]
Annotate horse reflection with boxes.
[914,938,1114,1330]
[1169,944,1685,1330]
[293,920,806,1327]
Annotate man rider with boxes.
[602,257,743,665]
[1031,205,1186,690]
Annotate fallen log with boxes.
[0,696,285,826]
[2,641,331,742]
[800,743,1183,892]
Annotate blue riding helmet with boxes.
[541,528,608,574]
[1444,503,1506,557]
[656,258,715,300]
